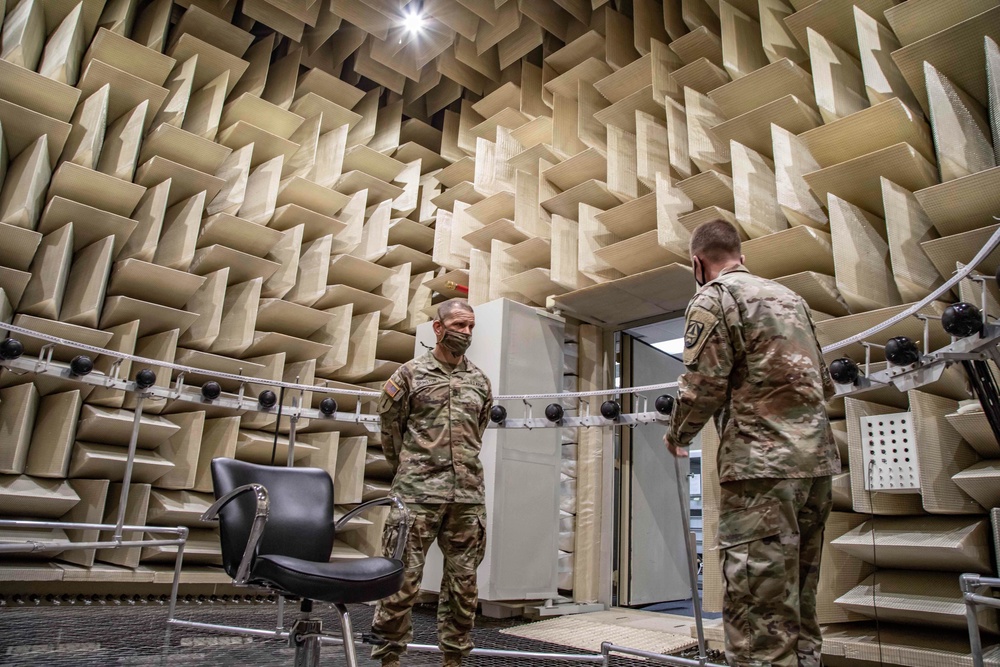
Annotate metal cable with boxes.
[820,225,1000,355]
[0,320,677,400]
[494,381,678,401]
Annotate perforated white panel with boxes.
[860,413,921,493]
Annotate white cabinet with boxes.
[414,298,564,601]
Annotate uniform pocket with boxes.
[719,501,785,604]
[440,506,487,573]
[718,500,781,548]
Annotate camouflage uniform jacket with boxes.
[668,266,841,483]
[378,351,493,504]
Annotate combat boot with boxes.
[442,653,463,666]
[381,657,400,667]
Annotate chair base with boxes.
[290,617,322,667]
[287,601,360,667]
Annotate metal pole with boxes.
[270,385,286,465]
[966,592,1000,607]
[286,400,299,468]
[0,519,187,532]
[167,527,189,621]
[981,278,989,328]
[961,574,986,667]
[674,456,707,664]
[168,618,290,640]
[0,538,186,554]
[334,604,359,667]
[403,643,606,662]
[114,394,145,540]
[602,642,729,667]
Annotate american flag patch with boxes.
[384,378,401,399]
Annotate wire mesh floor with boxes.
[0,601,656,666]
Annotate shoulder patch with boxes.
[384,378,402,400]
[683,307,718,365]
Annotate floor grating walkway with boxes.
[0,601,669,666]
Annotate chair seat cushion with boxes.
[251,554,405,604]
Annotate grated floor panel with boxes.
[0,601,653,666]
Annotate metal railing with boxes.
[2,221,998,665]
[962,574,1000,667]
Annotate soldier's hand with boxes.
[663,432,689,458]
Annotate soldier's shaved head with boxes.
[690,219,742,263]
[436,298,474,324]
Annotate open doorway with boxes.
[613,318,704,608]
[629,319,706,589]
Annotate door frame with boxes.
[615,331,693,606]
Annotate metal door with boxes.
[618,336,693,606]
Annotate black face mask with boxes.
[694,259,707,288]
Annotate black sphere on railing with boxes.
[134,369,157,389]
[258,390,278,409]
[829,358,860,385]
[885,336,920,366]
[70,355,94,376]
[319,397,338,415]
[0,338,23,360]
[941,302,983,338]
[654,395,675,415]
[600,400,621,420]
[544,403,563,422]
[489,405,507,423]
[201,381,222,401]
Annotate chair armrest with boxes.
[201,484,269,585]
[335,496,410,561]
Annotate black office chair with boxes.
[202,459,409,667]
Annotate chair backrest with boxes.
[211,459,336,579]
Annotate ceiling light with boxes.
[403,10,425,32]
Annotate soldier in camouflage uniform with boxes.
[371,298,492,667]
[665,220,841,667]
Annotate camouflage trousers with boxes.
[371,502,487,660]
[718,476,832,667]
